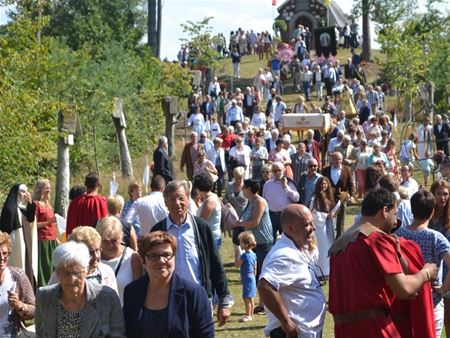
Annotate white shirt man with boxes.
[226,100,244,125]
[124,177,168,236]
[259,204,326,337]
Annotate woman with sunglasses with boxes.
[123,231,214,338]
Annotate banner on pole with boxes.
[323,0,331,8]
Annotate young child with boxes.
[237,231,257,322]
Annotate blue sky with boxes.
[1,0,448,60]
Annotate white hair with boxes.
[158,136,168,147]
[53,241,90,270]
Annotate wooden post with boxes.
[55,107,80,217]
[112,97,133,178]
[55,136,70,217]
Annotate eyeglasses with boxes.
[308,165,318,168]
[145,252,175,262]
[0,251,9,260]
[58,269,85,279]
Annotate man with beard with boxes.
[329,188,438,338]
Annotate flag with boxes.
[109,172,119,196]
[142,156,150,194]
[272,0,276,6]
[323,0,331,8]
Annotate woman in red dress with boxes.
[33,179,58,286]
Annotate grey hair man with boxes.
[153,136,175,183]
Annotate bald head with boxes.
[281,204,315,248]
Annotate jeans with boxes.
[315,81,323,100]
[254,243,273,281]
[233,62,240,78]
[303,81,311,100]
[269,211,282,244]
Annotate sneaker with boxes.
[240,315,254,322]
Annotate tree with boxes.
[46,0,145,53]
[0,6,192,199]
[147,0,162,57]
[180,17,220,71]
[351,0,416,61]
[377,1,450,118]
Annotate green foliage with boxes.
[180,16,220,70]
[273,19,287,36]
[377,5,450,111]
[0,16,57,194]
[47,0,145,52]
[0,5,192,197]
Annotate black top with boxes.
[138,307,168,338]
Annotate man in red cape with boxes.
[328,188,437,338]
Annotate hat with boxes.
[325,96,331,100]
[231,99,237,104]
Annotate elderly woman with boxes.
[268,139,293,178]
[226,167,248,264]
[35,241,125,337]
[0,184,37,290]
[193,149,218,182]
[0,231,35,337]
[250,137,269,181]
[97,216,142,306]
[33,179,59,287]
[47,226,118,294]
[368,141,389,169]
[193,173,222,249]
[229,136,252,179]
[123,231,213,338]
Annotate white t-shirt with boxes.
[260,234,326,337]
[0,268,15,336]
[400,140,416,162]
[101,247,134,306]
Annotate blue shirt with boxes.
[240,251,257,278]
[396,226,450,305]
[166,215,201,285]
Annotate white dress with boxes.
[188,113,205,136]
[309,198,335,276]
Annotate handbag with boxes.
[220,201,239,231]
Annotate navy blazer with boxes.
[123,273,214,338]
[153,146,175,183]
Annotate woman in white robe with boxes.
[0,184,38,290]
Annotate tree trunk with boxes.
[148,0,158,55]
[54,137,70,218]
[361,0,371,62]
[404,96,413,122]
[112,117,134,178]
[156,0,162,57]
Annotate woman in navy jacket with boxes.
[123,231,214,338]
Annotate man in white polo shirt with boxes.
[258,204,326,337]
